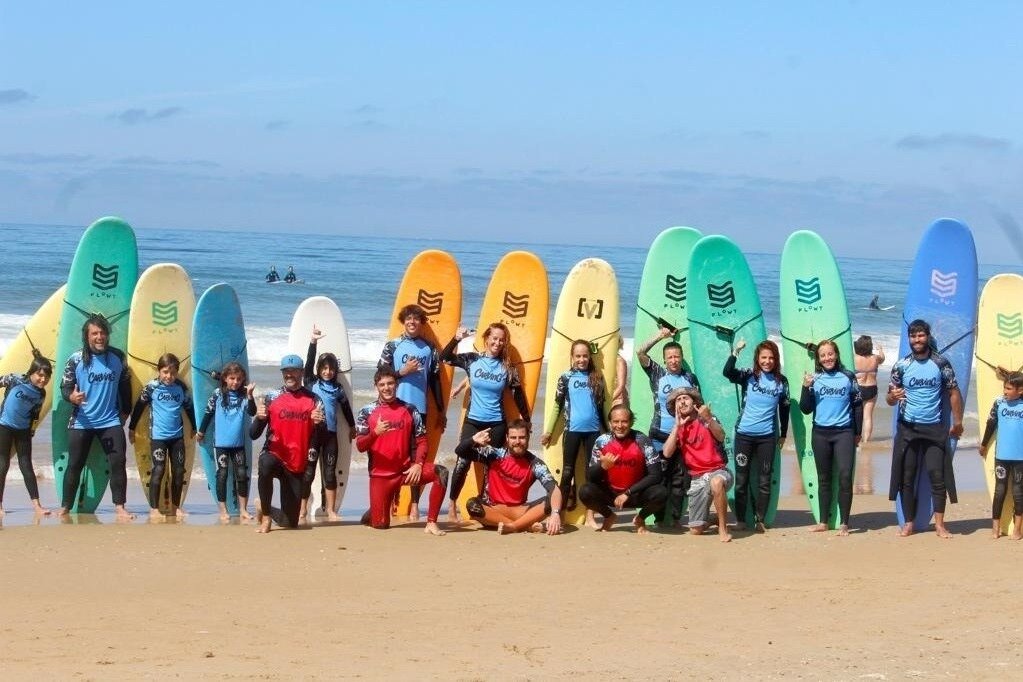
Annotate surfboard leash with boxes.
[974,353,1023,380]
[937,328,976,355]
[689,311,764,341]
[635,305,687,335]
[550,326,621,356]
[21,330,57,364]
[63,301,130,327]
[779,324,852,356]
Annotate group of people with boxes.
[0,304,1000,542]
[265,265,298,284]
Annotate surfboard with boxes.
[779,230,854,529]
[542,258,618,527]
[287,296,354,519]
[455,251,549,519]
[686,235,773,526]
[0,285,65,421]
[52,217,138,513]
[127,264,196,515]
[386,250,462,518]
[974,273,1023,534]
[191,283,250,516]
[893,218,978,528]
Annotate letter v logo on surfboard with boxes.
[92,263,119,291]
[577,297,604,319]
[707,281,735,309]
[664,274,687,302]
[417,289,444,316]
[929,269,958,299]
[501,291,529,319]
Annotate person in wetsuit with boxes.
[979,372,1023,539]
[0,355,53,516]
[266,266,279,283]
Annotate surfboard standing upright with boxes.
[893,218,977,529]
[127,264,196,515]
[385,250,462,518]
[779,230,854,528]
[974,273,1023,534]
[686,235,773,524]
[52,217,138,513]
[0,285,66,421]
[543,258,619,527]
[288,296,354,518]
[191,283,250,516]
[455,252,548,519]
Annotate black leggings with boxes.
[559,430,599,503]
[733,432,776,524]
[992,459,1023,519]
[898,431,947,520]
[148,437,186,509]
[215,447,250,503]
[0,425,41,503]
[303,427,339,497]
[811,426,855,526]
[64,426,128,508]
[257,451,302,528]
[449,418,506,501]
[578,482,668,519]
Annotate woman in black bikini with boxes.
[853,335,885,444]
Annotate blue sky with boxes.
[2,2,1021,262]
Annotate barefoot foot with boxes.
[837,524,850,536]
[809,523,827,533]
[598,513,617,532]
[633,516,650,535]
[898,522,914,537]
[424,521,446,536]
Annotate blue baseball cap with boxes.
[280,354,304,371]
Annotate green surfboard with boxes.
[779,230,854,528]
[687,235,774,526]
[52,217,138,512]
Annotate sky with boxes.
[2,2,1022,262]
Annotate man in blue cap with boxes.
[250,354,324,533]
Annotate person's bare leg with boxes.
[933,511,952,539]
[712,479,732,542]
[325,489,339,522]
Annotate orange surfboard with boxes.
[454,251,549,518]
[386,250,461,517]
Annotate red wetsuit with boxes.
[263,387,319,473]
[591,432,653,494]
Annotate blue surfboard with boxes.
[191,284,251,516]
[892,219,977,528]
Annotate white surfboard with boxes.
[287,296,354,519]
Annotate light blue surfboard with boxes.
[191,284,251,516]
[893,219,977,528]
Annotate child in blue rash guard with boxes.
[128,353,197,521]
[799,339,863,535]
[0,356,53,516]
[196,361,258,521]
[442,322,531,522]
[301,325,356,522]
[979,372,1023,539]
[723,338,790,532]
[541,339,608,527]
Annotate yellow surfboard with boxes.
[127,264,196,514]
[976,273,1023,534]
[387,250,462,518]
[0,285,65,421]
[454,251,549,518]
[542,259,620,526]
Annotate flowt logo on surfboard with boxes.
[707,281,736,309]
[997,312,1023,341]
[664,274,687,303]
[501,291,530,319]
[416,289,444,317]
[151,300,179,327]
[929,270,958,302]
[91,263,119,291]
[794,277,823,310]
[577,298,604,319]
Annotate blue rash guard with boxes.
[199,388,256,448]
[549,370,604,433]
[442,340,530,423]
[128,379,196,440]
[0,374,45,431]
[642,360,700,441]
[378,334,443,415]
[982,397,1023,461]
[61,349,130,430]
[889,351,957,425]
[723,355,790,438]
[798,368,863,432]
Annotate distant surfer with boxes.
[250,354,324,533]
[578,405,667,534]
[869,295,880,310]
[886,319,963,538]
[0,355,54,517]
[284,266,297,284]
[979,372,1023,539]
[59,314,134,521]
[662,387,733,542]
[355,367,447,536]
[457,420,563,534]
[265,265,280,283]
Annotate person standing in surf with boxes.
[723,338,790,532]
[59,315,134,521]
[886,319,963,538]
[441,322,530,522]
[979,372,1023,539]
[578,405,667,534]
[853,336,885,448]
[799,340,863,536]
[662,387,733,542]
[378,303,447,520]
[356,367,447,536]
[0,355,53,517]
[635,325,700,525]
[540,339,607,527]
[127,353,197,521]
[302,326,356,522]
[250,354,324,533]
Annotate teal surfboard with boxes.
[687,235,773,525]
[779,230,854,528]
[52,217,138,512]
[191,284,250,516]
